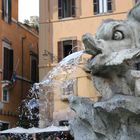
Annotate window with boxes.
[30,54,38,83]
[0,122,9,130]
[2,87,9,102]
[58,39,77,62]
[62,80,74,95]
[2,0,11,23]
[60,80,76,101]
[58,0,76,19]
[135,62,140,70]
[59,120,69,126]
[93,0,112,15]
[3,42,13,81]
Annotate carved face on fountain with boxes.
[81,2,140,97]
[82,2,140,75]
[83,20,135,54]
[96,19,136,50]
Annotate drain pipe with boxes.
[21,36,26,100]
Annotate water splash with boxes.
[36,50,84,94]
[37,50,85,127]
[9,50,85,139]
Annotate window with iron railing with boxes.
[58,0,76,19]
[93,0,113,15]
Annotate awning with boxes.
[0,125,70,134]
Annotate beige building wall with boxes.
[39,0,136,126]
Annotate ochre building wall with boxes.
[0,0,39,128]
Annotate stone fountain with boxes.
[69,1,140,140]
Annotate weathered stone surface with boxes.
[69,96,140,140]
[69,1,140,140]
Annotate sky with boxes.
[18,0,39,22]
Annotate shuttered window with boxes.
[3,46,13,81]
[93,0,113,15]
[58,39,77,62]
[58,0,62,19]
[2,0,11,23]
[58,0,76,19]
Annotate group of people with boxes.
[46,132,73,140]
[47,135,60,140]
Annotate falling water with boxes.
[5,49,86,139]
[35,49,86,129]
[14,48,85,140]
[36,50,84,94]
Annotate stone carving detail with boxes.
[69,2,140,140]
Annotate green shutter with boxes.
[93,0,99,14]
[3,47,9,80]
[8,0,11,23]
[2,0,4,19]
[3,47,13,81]
[71,0,76,17]
[58,0,62,19]
[9,49,13,79]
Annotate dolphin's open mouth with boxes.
[82,33,102,56]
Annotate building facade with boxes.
[0,0,39,129]
[39,0,137,127]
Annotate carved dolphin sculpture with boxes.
[83,1,140,75]
[70,2,140,140]
[82,1,140,99]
